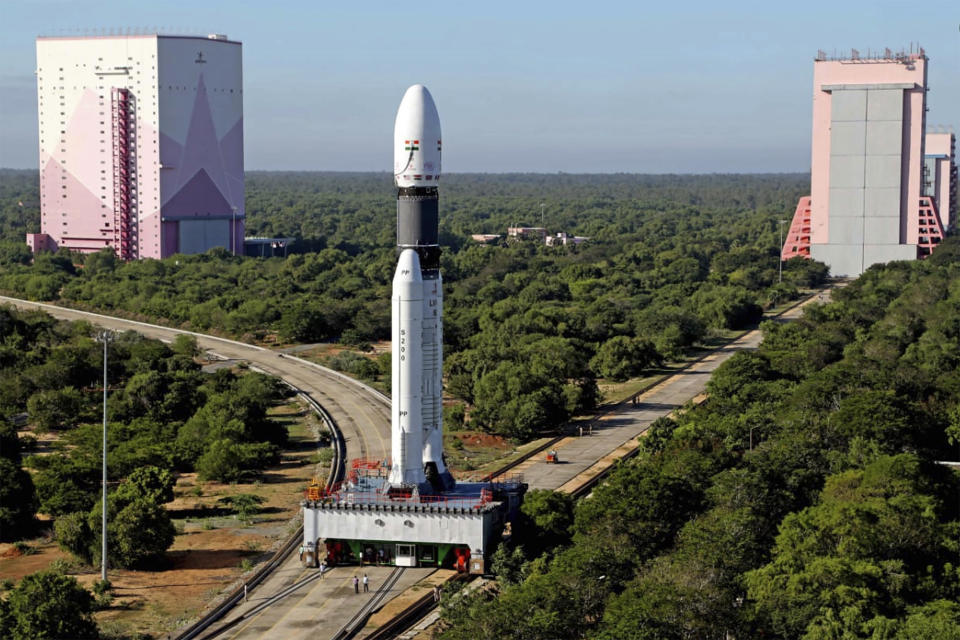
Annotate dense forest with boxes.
[0,171,826,440]
[0,305,289,550]
[3,170,958,638]
[0,306,291,637]
[437,240,960,639]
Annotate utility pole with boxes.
[98,330,114,582]
[778,219,787,284]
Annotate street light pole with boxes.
[98,330,113,582]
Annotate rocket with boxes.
[387,85,455,493]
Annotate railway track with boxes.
[171,386,346,640]
[330,567,407,640]
[2,290,829,639]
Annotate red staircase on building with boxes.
[917,196,946,258]
[781,196,812,260]
[111,88,133,260]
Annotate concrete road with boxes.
[213,566,433,640]
[0,288,828,639]
[0,295,396,639]
[0,296,392,464]
[517,293,826,491]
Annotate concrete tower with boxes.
[781,48,948,275]
[28,33,244,259]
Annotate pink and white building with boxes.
[782,48,950,276]
[28,33,244,259]
[924,129,956,230]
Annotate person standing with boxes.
[353,575,359,594]
[319,560,326,577]
[363,574,369,593]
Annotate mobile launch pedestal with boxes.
[301,85,526,574]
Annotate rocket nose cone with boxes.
[395,84,441,134]
[394,84,442,187]
[394,249,423,283]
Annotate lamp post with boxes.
[97,330,114,582]
[778,219,787,284]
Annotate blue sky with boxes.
[1,0,957,172]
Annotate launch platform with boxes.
[302,461,526,574]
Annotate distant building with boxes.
[782,48,949,276]
[545,231,588,246]
[470,234,501,244]
[507,226,547,241]
[924,129,956,230]
[27,32,244,260]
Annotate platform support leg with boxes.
[437,544,453,568]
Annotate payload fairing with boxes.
[387,85,454,494]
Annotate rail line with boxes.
[2,289,829,639]
[170,386,346,640]
[330,567,406,640]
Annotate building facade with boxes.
[28,33,244,259]
[782,49,948,276]
[924,130,957,230]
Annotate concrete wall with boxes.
[35,34,243,259]
[157,36,244,257]
[36,35,159,256]
[807,53,927,276]
[926,132,956,229]
[303,504,499,562]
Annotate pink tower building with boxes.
[27,33,244,260]
[781,48,948,276]
[924,130,956,230]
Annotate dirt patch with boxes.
[0,538,72,581]
[444,431,516,477]
[0,397,321,639]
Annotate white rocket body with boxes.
[394,85,442,188]
[389,84,453,492]
[388,249,428,488]
[420,272,445,474]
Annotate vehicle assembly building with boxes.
[782,48,956,276]
[302,86,525,574]
[27,33,245,259]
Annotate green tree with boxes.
[516,489,575,550]
[54,511,93,564]
[590,336,659,381]
[113,466,175,505]
[26,387,85,432]
[0,457,37,541]
[218,493,265,522]
[746,454,957,638]
[3,571,99,639]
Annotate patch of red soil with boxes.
[453,431,510,449]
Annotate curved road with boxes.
[0,295,392,466]
[1,289,831,640]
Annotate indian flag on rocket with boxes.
[404,140,419,151]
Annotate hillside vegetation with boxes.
[438,239,960,640]
[0,171,826,441]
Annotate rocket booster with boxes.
[387,249,428,489]
[391,85,453,492]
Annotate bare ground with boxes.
[0,398,324,639]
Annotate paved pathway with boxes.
[518,293,824,492]
[0,289,829,639]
